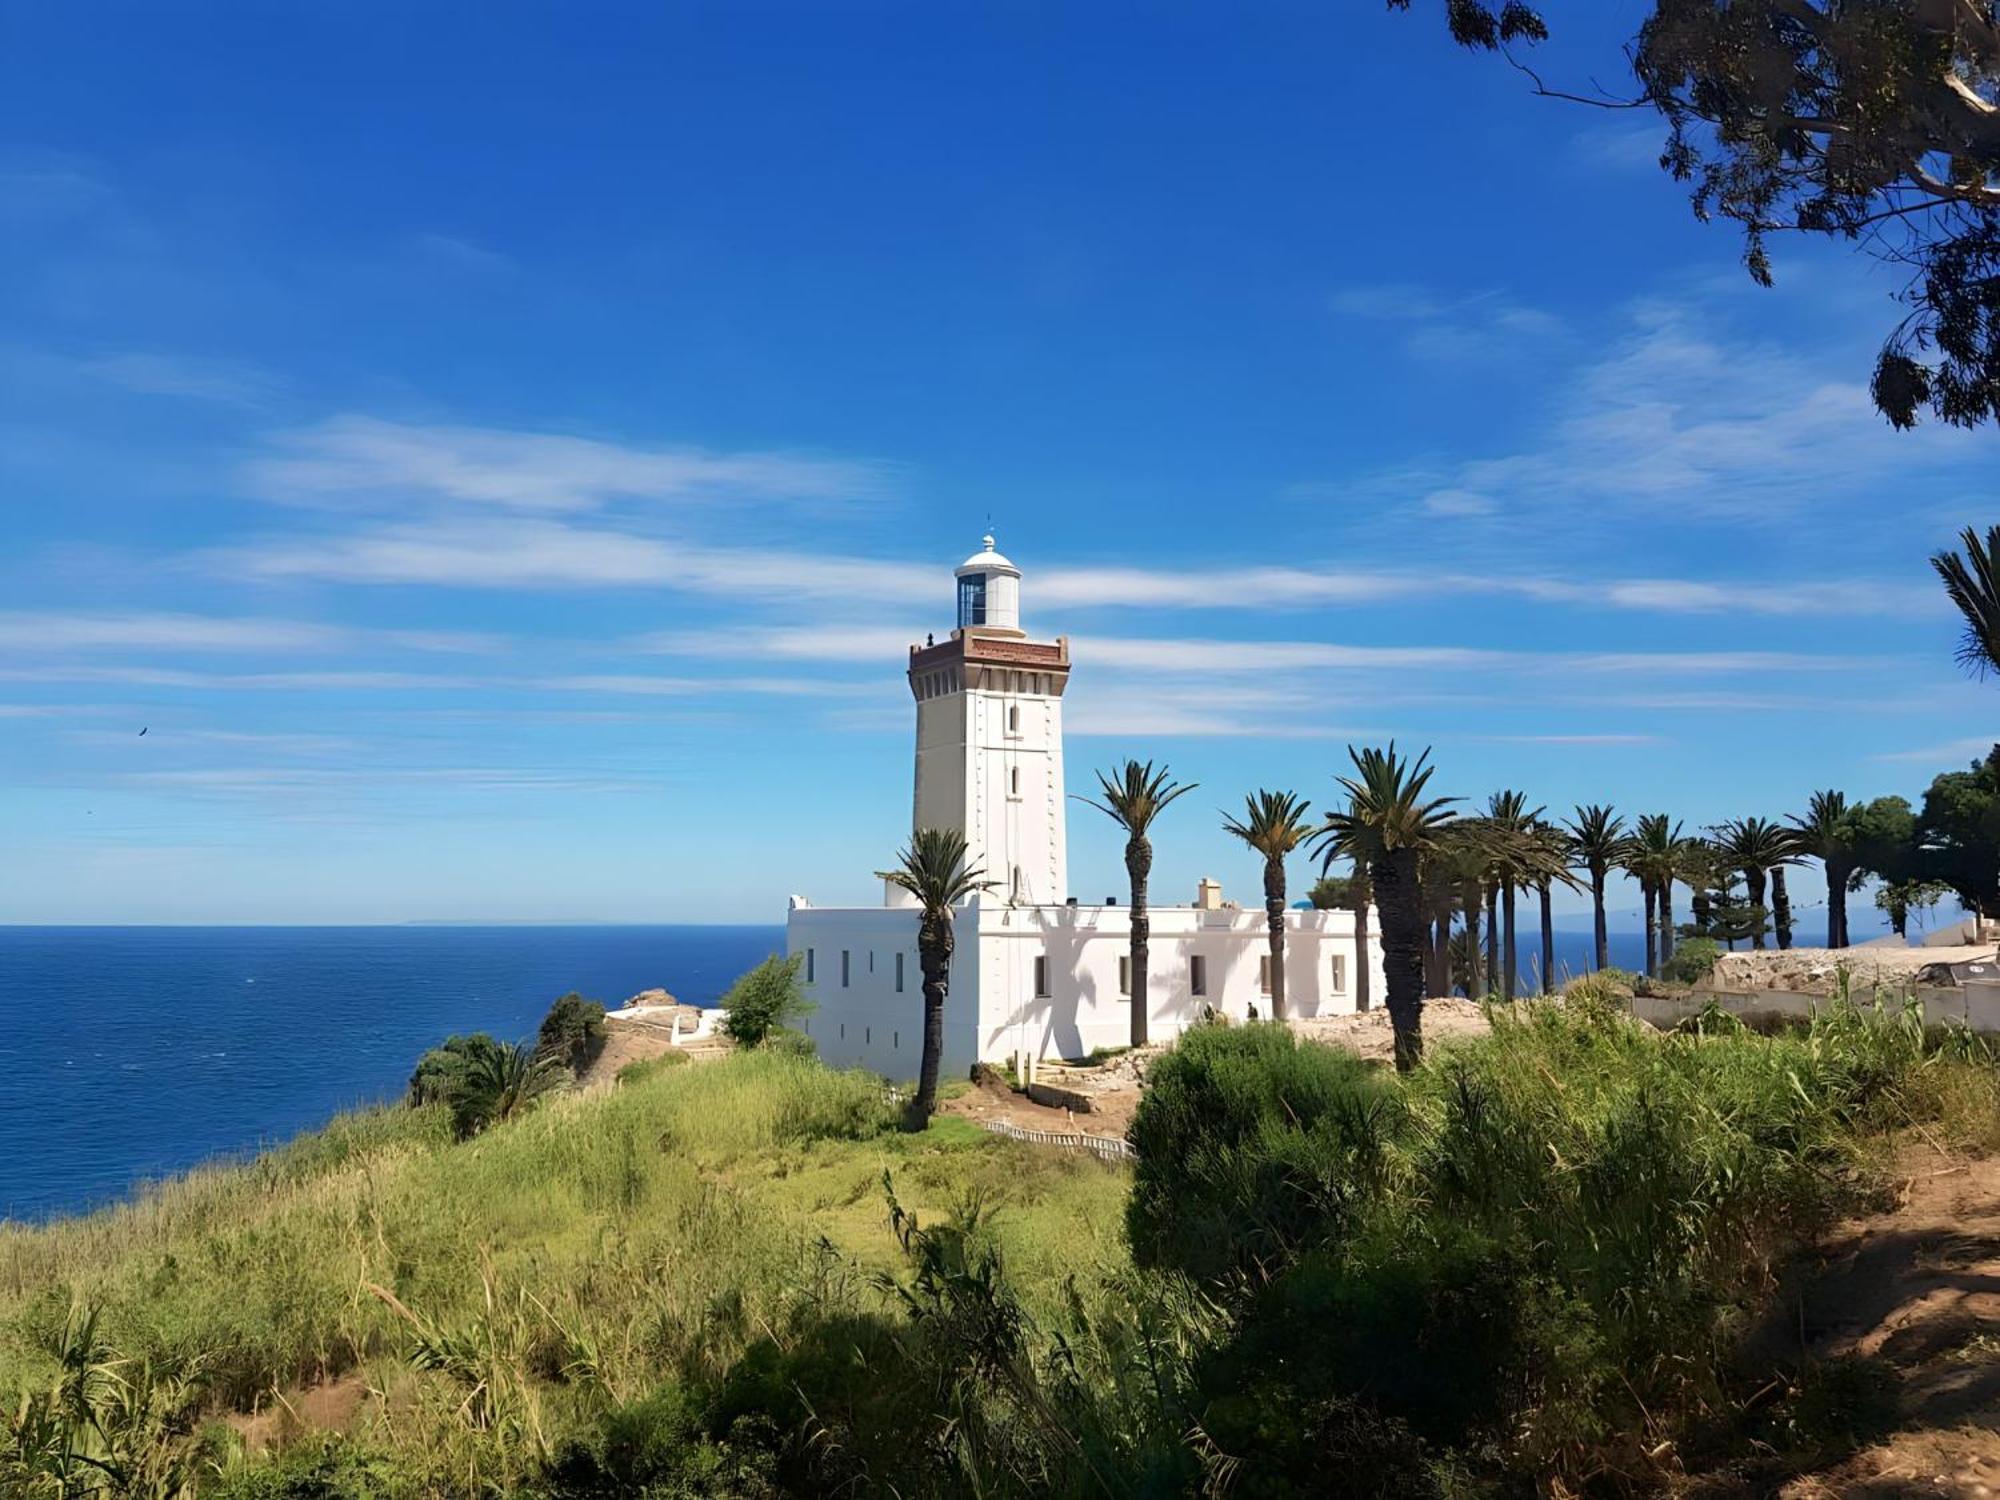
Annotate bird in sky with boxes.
[138,727,147,736]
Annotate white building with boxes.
[785,535,1383,1078]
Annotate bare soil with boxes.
[1713,946,1999,997]
[1289,996,1492,1062]
[224,1371,371,1454]
[576,1011,730,1090]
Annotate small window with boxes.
[1034,955,1050,998]
[895,952,905,993]
[1009,766,1021,797]
[841,950,850,988]
[1012,864,1022,900]
[1258,955,1272,994]
[1190,955,1208,997]
[894,1031,899,1049]
[1330,955,1348,993]
[1118,956,1130,996]
[806,949,815,983]
[1008,704,1020,733]
[865,1027,871,1044]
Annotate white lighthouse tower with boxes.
[902,535,1071,906]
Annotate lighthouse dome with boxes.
[952,533,1024,635]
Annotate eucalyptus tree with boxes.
[1404,5,2000,433]
[1790,791,1858,948]
[1222,790,1314,1020]
[878,828,994,1127]
[1315,744,1458,1071]
[1712,818,1801,953]
[1562,804,1625,973]
[1079,761,1196,1048]
[1934,526,2000,679]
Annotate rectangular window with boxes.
[895,952,905,993]
[806,949,815,983]
[868,951,875,972]
[1258,955,1272,994]
[1190,955,1208,997]
[957,574,986,628]
[1034,955,1049,998]
[1008,766,1021,798]
[1118,956,1130,996]
[841,950,850,987]
[1330,955,1348,993]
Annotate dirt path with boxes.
[1759,1151,2000,1497]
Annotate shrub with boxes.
[407,1032,563,1138]
[718,955,814,1050]
[1661,936,1722,984]
[537,991,607,1072]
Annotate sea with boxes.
[0,925,783,1224]
[0,916,1847,1224]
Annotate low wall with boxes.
[1634,984,2000,1035]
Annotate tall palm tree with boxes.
[1315,744,1458,1071]
[1623,815,1685,975]
[1563,804,1626,972]
[1221,790,1314,1019]
[1079,761,1195,1048]
[1790,790,1857,948]
[1485,790,1544,1001]
[878,828,994,1127]
[1712,817,1800,952]
[1932,524,2000,679]
[1429,818,1493,997]
[1526,820,1580,994]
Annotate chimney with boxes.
[1196,877,1224,911]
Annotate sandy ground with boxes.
[576,1007,729,1089]
[1757,1149,2000,1497]
[1713,946,2000,996]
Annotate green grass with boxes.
[0,1052,1128,1495]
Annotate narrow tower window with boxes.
[1034,955,1050,998]
[1008,704,1020,733]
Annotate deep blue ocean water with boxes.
[0,925,783,1223]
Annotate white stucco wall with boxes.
[787,898,1383,1080]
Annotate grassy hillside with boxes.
[4,997,1996,1497]
[0,1052,1129,1495]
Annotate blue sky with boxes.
[2,2,1993,926]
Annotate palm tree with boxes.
[1485,790,1544,1000]
[1221,790,1313,1019]
[1314,744,1458,1071]
[1624,815,1685,975]
[1712,817,1800,952]
[1078,761,1195,1048]
[878,827,994,1126]
[1526,820,1580,994]
[1932,524,2000,679]
[450,1037,564,1139]
[1790,790,1856,948]
[1563,804,1626,972]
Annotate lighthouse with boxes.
[903,535,1070,906]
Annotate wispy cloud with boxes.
[410,233,514,273]
[70,351,283,407]
[0,611,497,654]
[1872,736,1998,763]
[1477,733,1662,747]
[1329,284,1563,360]
[246,416,889,513]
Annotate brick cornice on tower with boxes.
[908,632,1071,695]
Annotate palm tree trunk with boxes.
[1352,892,1372,1014]
[1263,855,1287,1020]
[1501,881,1518,1001]
[1591,866,1609,972]
[1771,866,1793,951]
[1659,879,1676,969]
[911,916,952,1125]
[1485,882,1500,994]
[1432,910,1452,998]
[1826,862,1847,948]
[1745,868,1768,949]
[1642,880,1658,977]
[1538,882,1555,995]
[1371,849,1426,1072]
[1127,835,1151,1047]
[1460,878,1484,996]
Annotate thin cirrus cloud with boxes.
[218,515,1938,622]
[0,610,497,654]
[246,416,890,513]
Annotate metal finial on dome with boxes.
[982,531,995,552]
